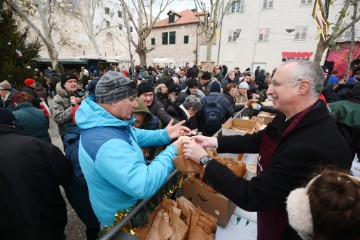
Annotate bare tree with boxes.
[119,0,174,66]
[5,0,63,72]
[313,0,360,64]
[194,0,230,71]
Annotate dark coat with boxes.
[22,85,41,108]
[202,100,352,240]
[166,104,199,130]
[62,123,100,230]
[0,124,72,240]
[148,99,178,126]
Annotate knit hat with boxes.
[168,83,180,94]
[61,72,77,87]
[137,82,154,97]
[187,79,199,89]
[0,80,11,90]
[164,78,174,88]
[210,81,221,93]
[238,81,249,90]
[0,108,16,126]
[95,71,137,103]
[24,78,35,87]
[201,71,212,80]
[186,68,198,79]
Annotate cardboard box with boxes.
[257,112,275,125]
[183,177,237,227]
[222,117,256,136]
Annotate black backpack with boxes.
[202,95,224,136]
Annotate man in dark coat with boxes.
[137,82,178,126]
[22,78,41,108]
[0,108,72,240]
[182,61,353,240]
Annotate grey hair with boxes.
[283,61,323,98]
[183,95,202,112]
[227,70,235,77]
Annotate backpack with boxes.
[202,95,224,136]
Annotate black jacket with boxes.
[0,125,72,240]
[202,100,352,240]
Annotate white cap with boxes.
[238,81,249,90]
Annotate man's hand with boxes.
[190,135,218,148]
[182,139,207,163]
[166,119,191,139]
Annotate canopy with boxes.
[152,57,175,66]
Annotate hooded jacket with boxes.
[75,97,177,226]
[53,82,73,137]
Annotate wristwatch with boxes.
[199,155,213,166]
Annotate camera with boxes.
[74,89,86,98]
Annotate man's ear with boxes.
[298,79,311,95]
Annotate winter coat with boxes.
[13,102,51,143]
[148,99,178,126]
[202,100,352,240]
[0,124,72,240]
[53,82,73,137]
[62,123,100,230]
[167,104,199,130]
[0,88,17,111]
[75,97,177,225]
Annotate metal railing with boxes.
[100,170,178,240]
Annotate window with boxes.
[169,31,176,44]
[106,32,113,42]
[119,24,122,30]
[258,28,269,41]
[129,27,133,32]
[162,32,168,45]
[106,21,110,27]
[105,7,110,14]
[294,26,308,40]
[300,0,312,5]
[118,11,122,18]
[169,15,175,23]
[228,29,241,42]
[151,38,156,45]
[184,35,189,44]
[263,0,274,9]
[231,0,245,13]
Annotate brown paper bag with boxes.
[174,143,204,174]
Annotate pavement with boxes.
[48,98,87,240]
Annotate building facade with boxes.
[146,9,206,68]
[198,0,360,73]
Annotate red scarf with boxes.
[256,103,314,240]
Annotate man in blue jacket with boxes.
[75,71,189,227]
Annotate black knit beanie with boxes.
[137,82,154,97]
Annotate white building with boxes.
[198,0,360,73]
[27,0,136,68]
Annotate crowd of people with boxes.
[0,60,359,240]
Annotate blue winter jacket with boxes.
[75,97,176,226]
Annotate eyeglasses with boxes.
[270,79,302,87]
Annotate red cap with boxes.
[123,70,129,77]
[24,78,35,87]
